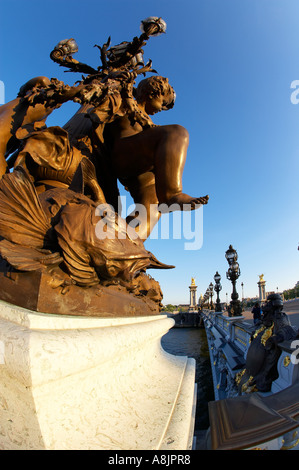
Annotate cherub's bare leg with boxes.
[111,124,209,211]
[124,172,161,240]
[153,125,209,208]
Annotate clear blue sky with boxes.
[1,0,298,304]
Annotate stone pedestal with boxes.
[189,279,197,313]
[0,300,196,450]
[258,276,266,302]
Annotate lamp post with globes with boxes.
[214,271,222,313]
[205,290,210,308]
[225,245,242,317]
[208,282,214,310]
[241,281,244,311]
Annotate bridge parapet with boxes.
[202,310,299,398]
[202,310,299,449]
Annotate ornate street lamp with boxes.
[225,245,242,317]
[205,292,209,308]
[209,282,214,310]
[225,244,237,266]
[203,286,211,309]
[214,271,222,312]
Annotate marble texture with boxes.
[0,300,196,450]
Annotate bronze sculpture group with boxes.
[0,17,208,316]
[236,294,297,393]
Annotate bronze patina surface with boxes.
[0,17,208,316]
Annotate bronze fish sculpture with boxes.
[0,167,173,289]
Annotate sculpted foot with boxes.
[163,193,209,211]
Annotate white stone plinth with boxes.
[0,300,196,450]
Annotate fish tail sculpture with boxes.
[0,167,173,288]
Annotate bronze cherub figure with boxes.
[0,17,208,316]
